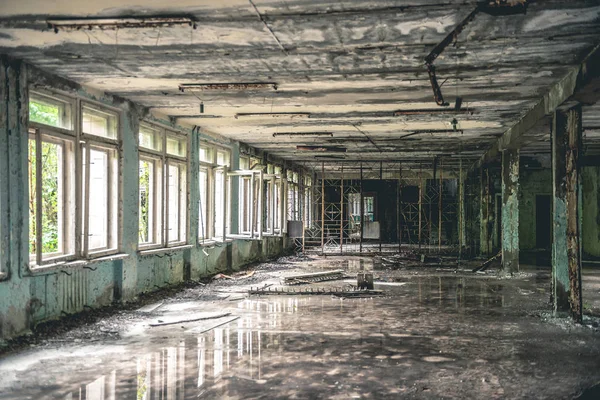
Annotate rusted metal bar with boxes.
[360,162,364,253]
[340,163,344,253]
[486,169,491,255]
[430,159,435,251]
[380,161,383,253]
[426,64,449,107]
[439,158,443,252]
[398,164,402,251]
[321,162,325,254]
[459,157,465,260]
[425,8,480,65]
[418,163,423,249]
[424,7,480,106]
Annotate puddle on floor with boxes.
[2,261,600,399]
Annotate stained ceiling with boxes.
[0,0,599,172]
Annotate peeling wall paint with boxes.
[518,168,551,251]
[0,57,293,341]
[501,149,519,273]
[582,166,600,258]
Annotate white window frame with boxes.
[27,126,77,266]
[263,173,284,236]
[199,144,231,243]
[27,91,122,268]
[80,102,120,258]
[138,123,189,250]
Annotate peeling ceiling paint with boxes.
[0,0,599,171]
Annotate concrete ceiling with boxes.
[0,0,599,171]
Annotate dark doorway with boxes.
[536,195,552,249]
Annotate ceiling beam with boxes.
[474,41,600,170]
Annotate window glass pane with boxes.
[29,135,74,263]
[274,166,282,175]
[29,95,71,129]
[274,181,280,230]
[82,106,117,139]
[139,160,154,244]
[88,149,109,250]
[214,170,225,237]
[28,139,37,256]
[140,126,162,151]
[240,177,251,233]
[216,151,229,166]
[199,169,209,239]
[41,141,64,255]
[167,164,186,243]
[167,135,187,157]
[199,146,212,163]
[239,157,249,170]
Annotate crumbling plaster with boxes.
[0,59,293,341]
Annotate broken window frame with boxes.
[263,172,285,236]
[138,122,189,250]
[27,126,76,266]
[198,144,231,243]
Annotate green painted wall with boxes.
[519,168,552,251]
[582,166,600,258]
[0,58,293,341]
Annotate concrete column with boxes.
[458,164,466,257]
[0,56,31,338]
[552,102,583,321]
[480,167,493,256]
[501,148,520,273]
[119,103,140,301]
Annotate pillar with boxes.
[458,163,466,258]
[480,167,493,256]
[552,101,583,321]
[0,56,31,338]
[501,148,519,273]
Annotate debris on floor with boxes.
[248,286,385,297]
[472,251,502,273]
[136,301,164,313]
[149,312,232,327]
[282,269,345,285]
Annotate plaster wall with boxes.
[582,166,600,258]
[519,168,552,251]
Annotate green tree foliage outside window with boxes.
[139,161,151,243]
[29,101,61,255]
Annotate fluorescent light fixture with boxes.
[273,132,332,137]
[393,108,474,116]
[47,16,196,32]
[397,129,464,140]
[235,113,310,119]
[297,145,346,153]
[179,82,278,92]
[314,155,346,160]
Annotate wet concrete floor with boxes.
[1,256,600,399]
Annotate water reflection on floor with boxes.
[2,258,600,399]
